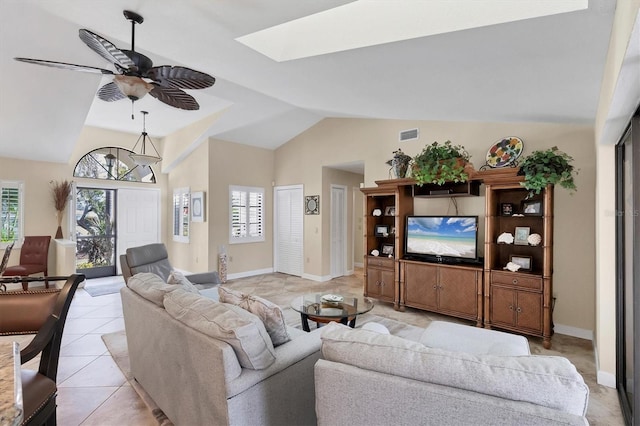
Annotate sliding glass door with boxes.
[616,110,640,425]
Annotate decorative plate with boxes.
[321,294,344,303]
[486,136,524,168]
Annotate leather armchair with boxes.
[2,236,51,291]
[120,243,220,287]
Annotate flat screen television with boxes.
[404,215,479,264]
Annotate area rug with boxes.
[101,314,422,426]
[84,282,125,297]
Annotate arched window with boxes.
[74,147,156,183]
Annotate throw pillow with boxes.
[218,286,291,346]
[127,272,179,307]
[167,270,200,294]
[164,289,276,369]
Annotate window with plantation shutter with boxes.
[229,185,265,244]
[1,181,24,248]
[172,187,190,243]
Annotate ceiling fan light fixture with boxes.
[129,111,161,166]
[113,75,153,100]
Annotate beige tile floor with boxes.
[3,271,625,425]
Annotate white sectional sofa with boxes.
[315,321,590,426]
[121,272,322,426]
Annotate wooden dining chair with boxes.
[0,274,84,425]
[2,236,51,291]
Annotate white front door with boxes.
[274,185,303,276]
[116,188,161,274]
[330,185,347,278]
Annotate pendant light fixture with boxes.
[129,110,161,166]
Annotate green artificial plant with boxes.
[518,146,577,196]
[412,140,471,186]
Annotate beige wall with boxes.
[165,141,210,273]
[276,118,596,334]
[593,0,640,386]
[208,139,275,276]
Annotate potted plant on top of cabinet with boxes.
[518,146,577,197]
[386,148,412,179]
[412,140,471,186]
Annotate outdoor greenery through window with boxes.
[76,188,115,271]
[229,185,264,244]
[74,147,156,183]
[0,181,23,247]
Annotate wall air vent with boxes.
[399,128,419,142]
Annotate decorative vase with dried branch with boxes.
[51,180,72,239]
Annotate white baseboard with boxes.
[301,273,332,282]
[227,268,274,281]
[554,323,593,341]
[597,370,617,388]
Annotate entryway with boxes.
[75,187,160,278]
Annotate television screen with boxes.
[405,216,478,261]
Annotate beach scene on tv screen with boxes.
[407,217,477,258]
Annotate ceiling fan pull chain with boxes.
[131,100,135,120]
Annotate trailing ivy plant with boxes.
[518,146,577,196]
[412,140,471,186]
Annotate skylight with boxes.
[237,0,588,62]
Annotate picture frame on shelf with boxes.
[374,225,390,237]
[384,206,396,216]
[514,226,530,245]
[501,203,514,216]
[381,243,394,256]
[510,255,532,271]
[522,200,542,216]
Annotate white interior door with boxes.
[274,185,303,276]
[330,185,347,278]
[116,188,161,274]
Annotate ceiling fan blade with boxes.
[97,82,127,102]
[149,85,200,110]
[79,29,136,71]
[14,57,115,75]
[146,66,215,90]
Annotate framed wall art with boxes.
[191,191,205,222]
[305,195,319,215]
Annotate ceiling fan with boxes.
[14,10,215,116]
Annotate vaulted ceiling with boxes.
[0,0,616,164]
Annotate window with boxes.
[1,181,24,248]
[74,147,156,183]
[229,186,264,244]
[172,187,190,243]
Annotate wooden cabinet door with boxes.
[515,291,543,333]
[366,267,382,298]
[379,268,396,300]
[490,286,516,327]
[404,262,438,310]
[438,267,478,318]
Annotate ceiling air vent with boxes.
[399,128,419,142]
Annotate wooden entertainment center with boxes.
[361,169,555,348]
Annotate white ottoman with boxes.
[420,321,530,356]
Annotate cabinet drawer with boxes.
[368,257,395,269]
[491,271,542,291]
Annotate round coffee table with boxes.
[290,293,374,332]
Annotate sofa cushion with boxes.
[419,321,530,356]
[167,270,200,294]
[320,322,589,417]
[164,289,276,369]
[127,272,178,307]
[218,286,291,346]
